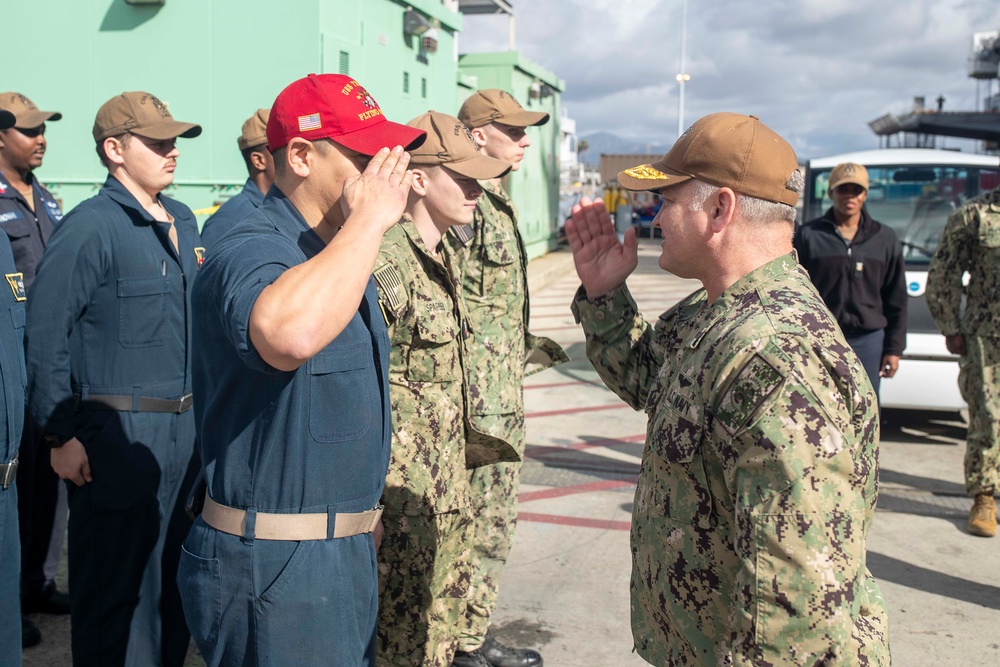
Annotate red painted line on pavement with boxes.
[517,511,632,531]
[525,433,646,458]
[519,479,635,503]
[523,379,604,390]
[526,403,633,419]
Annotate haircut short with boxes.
[687,173,802,225]
[96,131,132,169]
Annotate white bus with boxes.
[801,148,1000,413]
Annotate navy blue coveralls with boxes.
[0,233,27,667]
[0,170,65,604]
[26,175,201,667]
[199,178,265,250]
[179,187,392,666]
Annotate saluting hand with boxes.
[565,196,639,299]
[50,437,92,487]
[341,146,413,235]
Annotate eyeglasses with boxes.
[832,184,865,197]
[14,125,46,139]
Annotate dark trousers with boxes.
[67,410,196,667]
[845,328,885,399]
[17,413,61,597]
[1,484,21,667]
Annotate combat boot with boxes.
[452,649,492,667]
[967,493,997,537]
[481,633,543,667]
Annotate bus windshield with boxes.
[803,163,1000,265]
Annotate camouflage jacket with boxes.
[445,180,567,461]
[926,186,1000,338]
[374,219,508,514]
[571,254,890,666]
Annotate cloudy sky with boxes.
[458,0,1000,160]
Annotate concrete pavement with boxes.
[21,238,1000,666]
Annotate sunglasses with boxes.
[14,125,46,139]
[833,184,865,197]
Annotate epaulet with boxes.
[373,263,407,313]
[449,223,475,246]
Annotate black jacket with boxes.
[794,207,907,356]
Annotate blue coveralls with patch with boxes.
[199,178,265,251]
[26,175,200,667]
[0,169,69,609]
[179,187,392,666]
[0,233,26,667]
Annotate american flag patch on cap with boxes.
[298,113,321,131]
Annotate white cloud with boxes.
[458,0,1000,158]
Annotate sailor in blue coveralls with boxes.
[178,73,425,666]
[0,92,70,649]
[199,108,275,250]
[0,105,28,667]
[25,92,202,667]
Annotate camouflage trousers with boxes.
[959,335,1000,496]
[376,509,473,667]
[457,457,523,651]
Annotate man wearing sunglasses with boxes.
[0,92,69,650]
[794,162,907,398]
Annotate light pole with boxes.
[676,0,690,139]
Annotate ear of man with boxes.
[707,187,738,234]
[409,167,430,197]
[284,138,314,179]
[469,126,488,149]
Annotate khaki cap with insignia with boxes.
[458,89,549,129]
[828,162,869,192]
[407,111,511,180]
[617,112,800,207]
[238,108,270,151]
[0,92,62,129]
[93,91,201,142]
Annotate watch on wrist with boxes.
[44,434,66,449]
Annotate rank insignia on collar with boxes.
[194,247,205,267]
[5,273,25,302]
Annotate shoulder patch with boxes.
[373,264,407,313]
[449,223,475,246]
[715,353,784,435]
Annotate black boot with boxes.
[22,581,71,615]
[22,614,41,648]
[481,633,543,667]
[452,649,492,667]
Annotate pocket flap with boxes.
[309,343,370,374]
[117,276,169,297]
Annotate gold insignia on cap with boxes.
[623,165,670,180]
[5,273,25,302]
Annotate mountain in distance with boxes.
[577,131,671,167]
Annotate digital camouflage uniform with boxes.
[571,254,890,666]
[374,217,502,667]
[445,181,566,649]
[926,186,1000,496]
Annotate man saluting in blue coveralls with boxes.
[25,92,202,667]
[178,73,425,665]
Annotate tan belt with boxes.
[202,493,382,541]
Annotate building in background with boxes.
[3,0,565,257]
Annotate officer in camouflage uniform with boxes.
[566,113,890,665]
[374,111,512,667]
[926,185,1000,537]
[447,89,567,667]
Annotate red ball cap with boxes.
[267,73,426,155]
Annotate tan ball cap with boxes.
[458,89,549,129]
[828,162,869,192]
[93,91,201,142]
[238,108,270,151]
[617,112,800,207]
[407,111,511,180]
[0,92,62,129]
